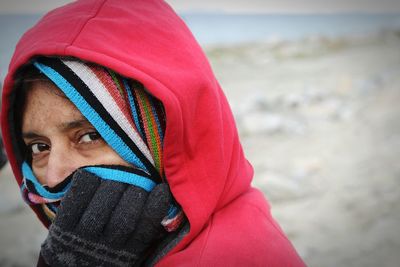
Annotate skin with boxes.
[21,80,130,187]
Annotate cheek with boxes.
[31,145,131,185]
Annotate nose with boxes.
[45,146,79,188]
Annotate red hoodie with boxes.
[1,0,306,266]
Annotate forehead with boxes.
[21,81,84,132]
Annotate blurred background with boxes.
[1,1,400,266]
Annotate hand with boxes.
[40,167,172,267]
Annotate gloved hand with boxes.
[40,167,172,267]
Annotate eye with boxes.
[29,143,50,155]
[79,131,102,144]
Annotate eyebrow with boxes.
[58,119,91,132]
[22,132,42,139]
[22,119,92,140]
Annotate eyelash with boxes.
[29,143,50,155]
[78,131,102,144]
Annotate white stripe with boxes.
[62,60,155,166]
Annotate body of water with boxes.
[1,13,400,80]
[184,13,400,45]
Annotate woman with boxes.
[1,0,306,266]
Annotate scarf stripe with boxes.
[95,67,136,130]
[33,61,153,176]
[136,89,163,174]
[63,60,154,166]
[124,80,145,140]
[150,97,165,142]
[131,86,148,145]
[22,57,181,227]
[108,70,126,98]
[22,162,70,199]
[35,58,160,179]
[93,67,139,136]
[84,166,156,192]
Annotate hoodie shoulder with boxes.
[158,188,306,267]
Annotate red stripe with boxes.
[89,65,138,133]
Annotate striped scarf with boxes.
[20,57,183,231]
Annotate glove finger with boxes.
[103,186,148,246]
[54,169,101,231]
[75,179,128,238]
[126,183,172,252]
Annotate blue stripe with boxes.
[22,162,68,199]
[167,205,178,218]
[84,166,156,192]
[124,79,145,139]
[33,62,146,171]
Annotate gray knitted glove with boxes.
[40,167,172,267]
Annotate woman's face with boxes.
[21,80,130,187]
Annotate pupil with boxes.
[89,132,99,140]
[38,143,48,151]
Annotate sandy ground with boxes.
[1,31,400,266]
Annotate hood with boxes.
[1,0,253,256]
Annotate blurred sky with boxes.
[0,0,400,14]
